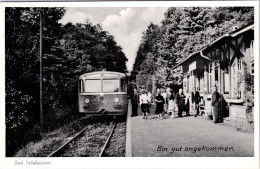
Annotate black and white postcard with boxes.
[0,1,259,169]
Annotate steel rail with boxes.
[98,123,117,157]
[47,125,89,157]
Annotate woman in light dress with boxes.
[139,89,150,120]
[167,90,178,119]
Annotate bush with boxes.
[6,84,41,156]
[243,61,254,124]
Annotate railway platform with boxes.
[126,100,254,157]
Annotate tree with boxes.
[132,7,254,90]
[5,7,66,156]
[133,23,161,96]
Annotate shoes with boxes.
[143,116,145,119]
[186,114,190,116]
[194,114,197,117]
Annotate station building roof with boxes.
[174,23,254,69]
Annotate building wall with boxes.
[180,26,254,120]
[229,33,254,99]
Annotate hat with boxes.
[141,89,146,94]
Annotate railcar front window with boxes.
[103,80,120,92]
[84,80,101,93]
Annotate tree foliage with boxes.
[5,7,127,156]
[132,7,254,91]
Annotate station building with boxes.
[174,23,254,128]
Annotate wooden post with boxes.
[212,62,215,88]
[218,64,221,93]
[204,23,206,47]
[40,11,44,129]
[204,64,208,94]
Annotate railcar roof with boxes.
[79,71,126,79]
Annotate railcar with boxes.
[78,70,128,116]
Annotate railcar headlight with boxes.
[85,98,89,103]
[115,98,119,103]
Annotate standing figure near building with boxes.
[131,87,139,117]
[139,89,149,120]
[184,93,190,116]
[211,85,220,123]
[147,90,152,114]
[176,88,185,117]
[161,87,168,115]
[192,87,201,117]
[155,90,165,120]
[166,87,172,113]
[168,91,177,119]
[156,87,161,94]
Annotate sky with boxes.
[59,7,168,71]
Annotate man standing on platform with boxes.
[192,87,201,117]
[176,88,185,117]
[211,85,220,123]
[131,88,139,117]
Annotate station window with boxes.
[189,71,195,93]
[237,73,241,99]
[231,62,236,98]
[209,63,212,93]
[251,62,254,75]
[231,58,243,99]
[186,76,189,93]
[251,61,254,95]
[224,72,229,94]
[250,40,254,57]
[215,65,218,82]
[237,58,242,71]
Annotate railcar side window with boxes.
[84,80,101,93]
[79,80,84,93]
[121,79,127,92]
[103,80,120,92]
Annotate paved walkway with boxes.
[130,104,254,157]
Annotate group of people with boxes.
[131,86,191,120]
[130,85,222,123]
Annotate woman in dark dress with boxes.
[155,90,165,120]
[131,88,139,116]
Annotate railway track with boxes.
[98,123,117,157]
[47,121,117,157]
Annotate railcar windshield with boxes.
[103,79,120,92]
[84,79,101,93]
